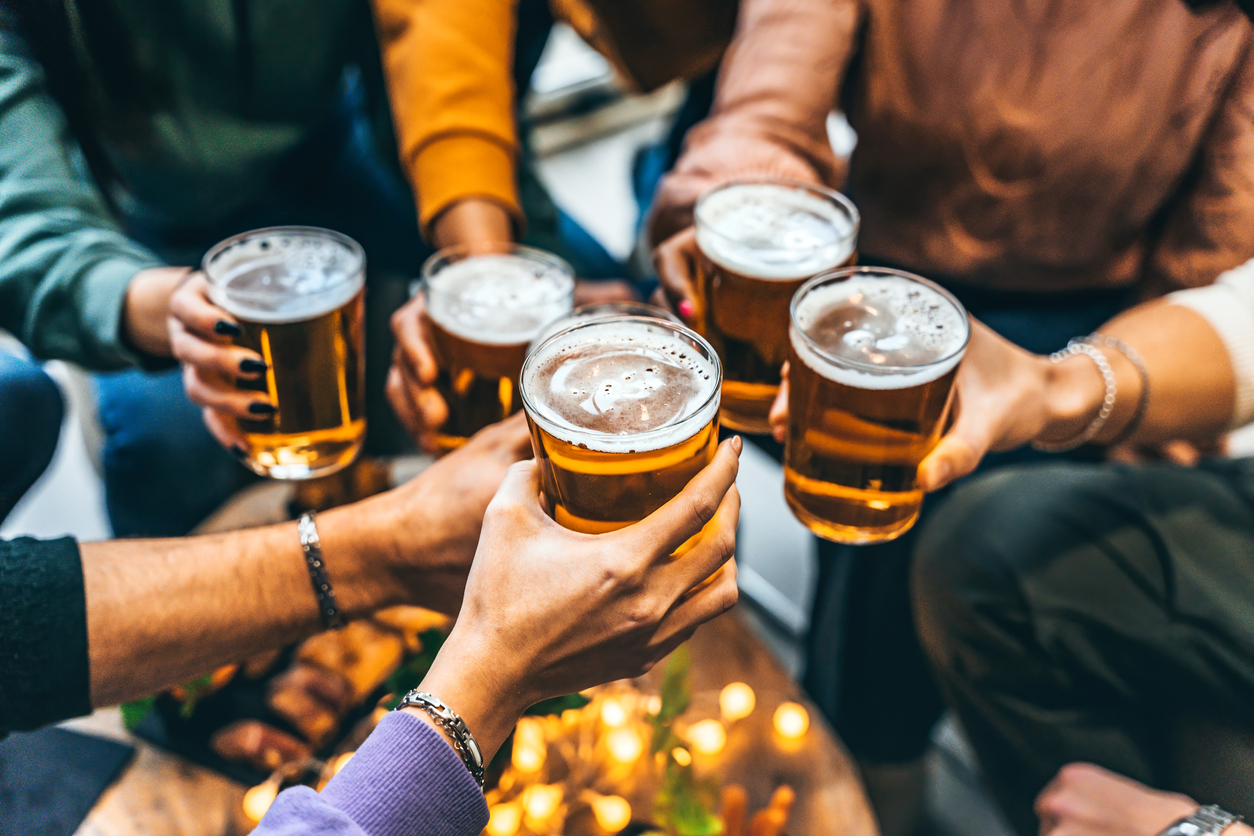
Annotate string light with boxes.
[606,727,644,763]
[592,795,632,833]
[513,718,547,773]
[330,751,355,776]
[600,697,628,727]
[523,784,564,822]
[486,802,523,836]
[688,719,727,756]
[242,781,279,822]
[773,702,810,740]
[719,682,756,722]
[671,746,692,767]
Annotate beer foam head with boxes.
[426,254,574,346]
[523,318,720,452]
[696,183,858,280]
[205,228,364,323]
[791,271,969,390]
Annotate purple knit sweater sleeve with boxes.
[252,712,489,836]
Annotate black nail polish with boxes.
[239,358,268,374]
[214,320,242,337]
[230,445,247,459]
[248,402,277,416]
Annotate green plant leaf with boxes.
[120,696,156,730]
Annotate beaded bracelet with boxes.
[1032,341,1118,453]
[1085,333,1150,447]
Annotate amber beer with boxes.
[205,227,366,480]
[423,245,574,453]
[520,316,721,536]
[784,268,969,544]
[694,181,859,434]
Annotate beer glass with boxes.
[783,267,969,544]
[422,244,574,452]
[520,316,721,536]
[529,301,681,350]
[204,227,366,480]
[694,180,859,434]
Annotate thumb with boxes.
[769,362,790,443]
[917,409,990,493]
[486,458,543,515]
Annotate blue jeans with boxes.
[0,352,64,522]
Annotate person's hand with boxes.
[122,267,188,358]
[167,271,273,452]
[386,291,447,453]
[1035,763,1202,836]
[651,226,700,323]
[334,413,533,616]
[412,435,743,761]
[767,321,1108,493]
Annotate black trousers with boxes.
[913,459,1254,835]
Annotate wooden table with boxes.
[71,467,877,836]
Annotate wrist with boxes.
[314,503,409,617]
[123,267,190,358]
[431,198,515,250]
[1037,353,1105,446]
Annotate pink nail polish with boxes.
[678,300,695,319]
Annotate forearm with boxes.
[430,198,515,250]
[83,504,405,707]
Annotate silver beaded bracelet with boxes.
[1086,332,1150,446]
[1032,341,1118,453]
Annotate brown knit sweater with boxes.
[653,0,1254,294]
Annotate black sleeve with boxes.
[0,537,90,733]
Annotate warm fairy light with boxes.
[600,697,628,727]
[486,801,523,836]
[688,719,727,755]
[606,727,644,763]
[671,746,692,766]
[243,781,279,822]
[512,718,547,773]
[523,784,564,822]
[773,702,810,740]
[719,682,756,721]
[646,695,662,715]
[331,751,355,776]
[593,795,633,833]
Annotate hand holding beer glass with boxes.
[782,268,970,543]
[415,244,574,453]
[658,181,859,434]
[199,227,368,480]
[519,315,726,547]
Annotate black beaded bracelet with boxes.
[298,512,346,631]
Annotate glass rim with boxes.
[420,242,575,310]
[694,178,861,254]
[789,266,971,375]
[527,301,682,353]
[201,226,366,291]
[519,314,723,448]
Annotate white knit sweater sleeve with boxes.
[1168,261,1254,429]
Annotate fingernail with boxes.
[230,444,247,459]
[214,320,242,337]
[678,300,696,320]
[731,435,743,454]
[239,358,268,374]
[248,402,277,416]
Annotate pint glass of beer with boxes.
[520,316,721,536]
[784,268,969,544]
[422,244,574,452]
[204,226,366,480]
[694,181,859,434]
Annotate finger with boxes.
[651,557,739,652]
[387,363,433,451]
[916,400,991,492]
[485,459,546,521]
[657,483,740,596]
[203,408,248,454]
[183,364,273,418]
[1160,440,1201,467]
[651,227,699,321]
[170,328,266,380]
[466,410,532,460]
[209,720,311,770]
[573,279,640,306]
[769,362,790,443]
[168,273,239,342]
[391,294,439,386]
[625,436,741,560]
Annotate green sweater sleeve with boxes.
[0,27,164,370]
[0,537,90,733]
